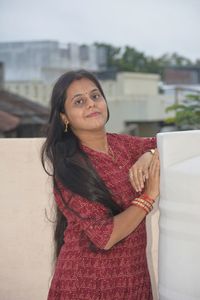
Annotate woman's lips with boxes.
[86,112,100,118]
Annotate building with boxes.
[5,80,52,107]
[0,41,107,83]
[99,72,168,136]
[0,62,4,89]
[164,66,200,85]
[0,40,108,107]
[4,70,168,136]
[0,89,49,137]
[162,66,200,107]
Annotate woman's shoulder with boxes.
[107,132,156,142]
[107,132,140,143]
[107,132,131,139]
[107,132,157,151]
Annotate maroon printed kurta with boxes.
[47,133,156,300]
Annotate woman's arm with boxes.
[104,150,160,250]
[54,147,159,251]
[104,204,146,250]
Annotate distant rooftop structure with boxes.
[0,41,107,83]
[0,62,4,89]
[164,66,200,85]
[0,110,20,132]
[0,89,49,137]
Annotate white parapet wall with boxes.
[0,138,159,300]
[0,138,54,300]
[157,130,200,300]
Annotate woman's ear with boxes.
[60,112,68,125]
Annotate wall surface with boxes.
[0,138,54,300]
[0,138,159,300]
[157,130,200,300]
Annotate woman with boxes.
[41,70,160,300]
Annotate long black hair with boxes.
[41,70,122,259]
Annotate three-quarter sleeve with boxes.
[54,185,114,250]
[119,134,157,162]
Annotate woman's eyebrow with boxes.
[90,88,99,93]
[71,89,99,101]
[72,93,82,101]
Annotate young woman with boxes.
[41,70,160,300]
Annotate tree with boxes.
[94,42,121,70]
[165,94,200,130]
[94,43,198,76]
[117,46,147,72]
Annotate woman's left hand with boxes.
[129,151,153,192]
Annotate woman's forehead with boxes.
[67,78,98,97]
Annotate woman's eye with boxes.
[74,98,84,105]
[92,93,101,100]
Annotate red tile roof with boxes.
[0,110,20,132]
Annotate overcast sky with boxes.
[0,0,199,61]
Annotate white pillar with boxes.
[157,130,200,300]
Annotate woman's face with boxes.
[60,78,108,134]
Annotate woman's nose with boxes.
[86,96,95,108]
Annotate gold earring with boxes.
[64,122,68,132]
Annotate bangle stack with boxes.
[131,193,155,214]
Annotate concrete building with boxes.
[0,61,49,138]
[0,41,107,83]
[162,66,200,109]
[164,66,200,85]
[0,62,4,89]
[101,72,167,135]
[5,80,52,107]
[5,71,168,136]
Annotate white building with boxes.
[102,72,168,134]
[0,41,107,83]
[4,71,169,135]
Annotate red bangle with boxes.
[132,196,153,213]
[140,193,155,204]
[133,198,153,210]
[132,201,149,214]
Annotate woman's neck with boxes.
[77,129,108,153]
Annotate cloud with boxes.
[0,0,199,61]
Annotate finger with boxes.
[129,170,138,192]
[149,151,159,168]
[153,150,159,159]
[133,169,141,192]
[137,169,144,190]
[129,169,141,192]
[143,169,149,180]
[150,157,160,177]
[151,150,159,162]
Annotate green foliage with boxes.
[94,43,121,69]
[95,43,196,76]
[165,94,200,129]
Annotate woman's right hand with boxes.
[144,149,160,200]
